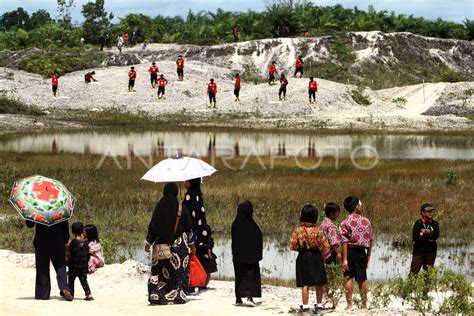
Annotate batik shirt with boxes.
[339,213,373,249]
[319,217,340,249]
[288,223,330,258]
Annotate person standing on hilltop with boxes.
[157,74,168,100]
[308,77,318,104]
[278,73,288,101]
[294,55,304,78]
[232,25,240,41]
[176,55,185,81]
[128,66,137,92]
[207,78,218,108]
[149,62,159,88]
[117,35,124,53]
[268,61,277,85]
[234,73,241,102]
[51,71,59,98]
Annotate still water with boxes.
[123,235,473,282]
[1,129,473,160]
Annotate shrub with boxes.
[18,48,106,78]
[434,69,468,83]
[350,87,371,105]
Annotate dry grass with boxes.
[1,153,473,259]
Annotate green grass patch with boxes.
[0,95,45,116]
[1,153,473,261]
[18,47,106,78]
[350,87,371,105]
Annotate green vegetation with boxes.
[433,69,468,83]
[1,153,473,259]
[393,267,474,314]
[17,48,106,78]
[240,62,268,85]
[350,87,371,105]
[1,1,473,51]
[392,97,408,108]
[0,89,45,116]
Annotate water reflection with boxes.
[0,130,472,160]
[122,236,472,281]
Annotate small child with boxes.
[410,203,439,274]
[84,224,105,274]
[339,196,373,310]
[69,222,94,300]
[319,202,341,265]
[289,204,330,313]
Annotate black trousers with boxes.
[309,90,316,100]
[177,68,184,79]
[150,74,157,85]
[294,67,304,76]
[52,85,58,94]
[34,244,69,299]
[157,86,165,96]
[128,79,135,89]
[208,92,216,103]
[68,270,91,297]
[234,88,240,97]
[279,87,287,98]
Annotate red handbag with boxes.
[189,254,207,288]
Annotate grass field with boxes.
[1,153,473,262]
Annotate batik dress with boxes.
[148,230,193,305]
[289,223,330,287]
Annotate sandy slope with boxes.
[0,64,472,131]
[0,250,434,316]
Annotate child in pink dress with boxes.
[84,224,105,273]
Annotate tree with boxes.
[28,9,53,30]
[463,18,474,40]
[57,0,76,29]
[0,7,30,31]
[81,0,114,43]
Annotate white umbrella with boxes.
[141,156,217,182]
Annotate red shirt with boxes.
[149,65,159,74]
[207,82,217,94]
[235,77,241,89]
[268,64,277,74]
[85,73,96,81]
[309,80,318,91]
[128,70,137,80]
[51,74,59,86]
[280,78,288,87]
[339,213,373,249]
[295,58,304,68]
[176,59,184,69]
[158,78,168,87]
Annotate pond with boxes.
[122,235,473,282]
[1,129,473,160]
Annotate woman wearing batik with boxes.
[144,182,194,305]
[182,178,214,286]
[231,201,263,307]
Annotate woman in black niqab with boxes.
[231,200,263,306]
[145,182,194,305]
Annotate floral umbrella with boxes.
[9,175,75,226]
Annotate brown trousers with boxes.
[410,254,436,274]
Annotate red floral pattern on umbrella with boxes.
[9,175,75,226]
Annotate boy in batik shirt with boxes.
[339,196,373,310]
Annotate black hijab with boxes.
[231,201,263,263]
[147,182,180,245]
[188,178,202,197]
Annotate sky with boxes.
[0,0,472,23]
